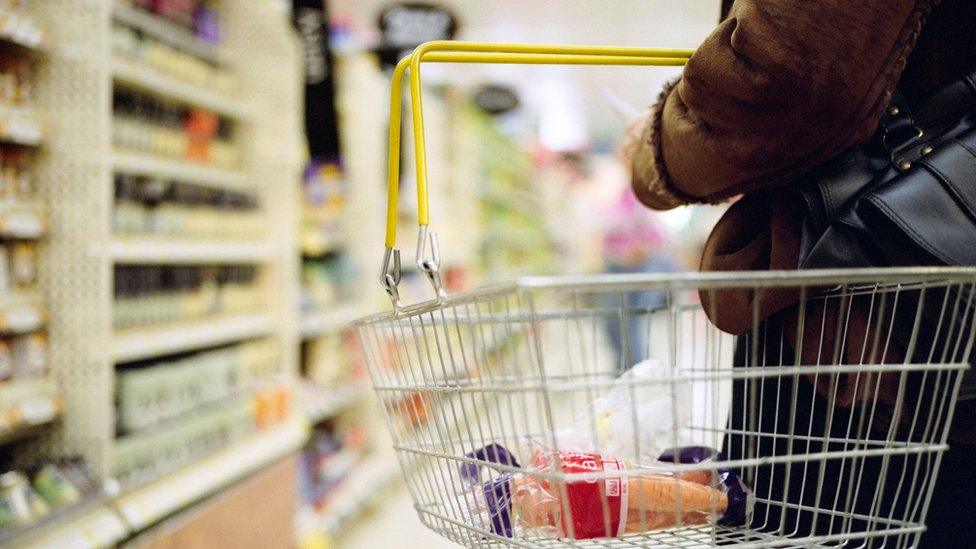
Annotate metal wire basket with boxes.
[357,41,976,548]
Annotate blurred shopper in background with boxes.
[627,1,976,547]
[600,185,674,372]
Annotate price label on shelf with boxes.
[31,506,128,549]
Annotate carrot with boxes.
[627,474,727,514]
[623,508,710,533]
[677,469,715,486]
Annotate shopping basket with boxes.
[355,41,976,548]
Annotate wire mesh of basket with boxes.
[357,41,976,547]
[357,268,976,548]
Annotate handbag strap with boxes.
[880,68,976,172]
[799,68,976,232]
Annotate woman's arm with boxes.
[633,0,937,210]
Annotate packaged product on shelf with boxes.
[459,443,750,540]
[184,108,218,163]
[57,457,102,496]
[30,464,81,507]
[114,264,262,328]
[0,457,110,537]
[112,173,146,233]
[116,341,269,434]
[0,148,33,199]
[253,382,290,429]
[0,471,49,527]
[0,52,31,107]
[114,174,261,238]
[10,332,45,379]
[0,340,10,381]
[112,90,235,168]
[149,0,200,30]
[301,162,346,257]
[118,0,220,35]
[239,338,279,383]
[9,242,35,288]
[301,254,355,311]
[111,23,234,93]
[0,1,44,48]
[303,335,343,384]
[114,398,254,488]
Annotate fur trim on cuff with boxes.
[632,77,713,210]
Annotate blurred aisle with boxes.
[336,482,456,549]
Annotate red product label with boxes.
[547,451,627,539]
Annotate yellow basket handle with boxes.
[381,41,693,309]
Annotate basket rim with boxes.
[355,266,976,324]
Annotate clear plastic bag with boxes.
[552,359,694,464]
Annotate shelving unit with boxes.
[112,56,251,119]
[0,3,58,519]
[112,150,250,190]
[13,0,308,543]
[112,312,275,362]
[111,2,223,64]
[109,237,273,263]
[0,2,503,546]
[16,498,128,549]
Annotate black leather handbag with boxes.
[796,68,976,399]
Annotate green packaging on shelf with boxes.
[0,471,48,527]
[114,395,256,488]
[117,339,277,434]
[31,464,81,507]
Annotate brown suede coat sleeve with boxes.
[632,0,940,334]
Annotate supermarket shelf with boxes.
[320,453,402,534]
[301,382,369,424]
[114,419,308,531]
[109,237,273,264]
[10,494,127,549]
[112,2,224,65]
[112,313,274,363]
[0,378,60,445]
[112,151,249,190]
[300,302,367,339]
[112,56,249,119]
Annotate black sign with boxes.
[379,2,458,49]
[374,2,458,67]
[473,84,520,116]
[293,0,341,160]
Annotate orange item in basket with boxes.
[512,449,727,538]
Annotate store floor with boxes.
[336,481,456,549]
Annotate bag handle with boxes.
[380,41,694,310]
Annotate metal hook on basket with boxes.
[417,225,447,301]
[380,246,403,310]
